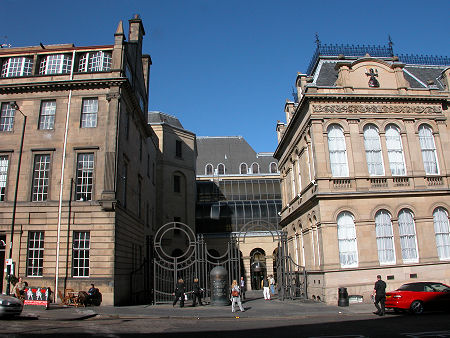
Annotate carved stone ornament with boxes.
[312,104,442,114]
[365,68,380,87]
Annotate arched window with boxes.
[270,162,278,173]
[363,125,384,176]
[337,212,358,268]
[240,163,247,174]
[375,210,395,264]
[251,162,259,174]
[385,124,406,176]
[433,207,450,260]
[205,164,213,175]
[398,209,418,262]
[418,125,439,175]
[217,163,225,175]
[327,125,349,177]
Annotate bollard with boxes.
[338,287,349,307]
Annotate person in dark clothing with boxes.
[172,278,185,308]
[372,275,386,316]
[192,278,203,307]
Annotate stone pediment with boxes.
[335,57,409,90]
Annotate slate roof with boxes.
[147,111,184,129]
[196,136,278,176]
[312,58,448,90]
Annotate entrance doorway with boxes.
[250,248,266,290]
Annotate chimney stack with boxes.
[128,14,145,43]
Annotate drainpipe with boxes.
[55,50,75,300]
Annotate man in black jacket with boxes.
[372,275,386,316]
[173,278,185,308]
[192,278,203,306]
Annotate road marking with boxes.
[402,331,450,337]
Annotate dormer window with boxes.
[1,57,33,78]
[39,54,72,75]
[78,51,112,72]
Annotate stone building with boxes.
[274,43,450,304]
[196,136,282,290]
[148,111,197,255]
[0,16,156,305]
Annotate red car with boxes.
[385,282,450,314]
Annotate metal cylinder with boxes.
[338,287,349,307]
[210,266,229,306]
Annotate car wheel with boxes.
[410,300,424,315]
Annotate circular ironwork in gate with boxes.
[153,221,196,263]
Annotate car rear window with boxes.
[429,283,450,292]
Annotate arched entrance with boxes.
[250,248,266,290]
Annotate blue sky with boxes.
[1,0,449,152]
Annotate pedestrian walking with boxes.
[269,275,275,296]
[240,276,246,301]
[172,278,185,308]
[372,275,386,316]
[262,275,270,300]
[230,280,245,313]
[192,278,203,306]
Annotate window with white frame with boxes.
[39,54,72,75]
[418,125,439,175]
[433,207,450,260]
[0,155,8,201]
[76,153,94,201]
[296,161,302,193]
[38,100,56,130]
[0,102,15,132]
[240,163,247,175]
[1,57,33,78]
[72,231,90,277]
[398,209,418,262]
[27,231,44,277]
[251,162,259,174]
[327,125,349,177]
[32,154,50,202]
[363,124,384,176]
[78,51,112,72]
[375,210,395,264]
[337,211,358,268]
[205,164,213,176]
[217,163,225,175]
[80,98,98,128]
[385,124,406,176]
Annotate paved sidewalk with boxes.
[20,294,375,321]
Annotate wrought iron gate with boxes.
[153,222,241,304]
[153,221,306,304]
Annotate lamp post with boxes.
[5,101,26,295]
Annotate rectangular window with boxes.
[80,98,98,128]
[76,153,94,201]
[176,140,182,158]
[27,231,45,277]
[32,154,51,201]
[0,155,8,201]
[39,101,56,130]
[73,231,90,277]
[174,175,181,193]
[0,102,15,132]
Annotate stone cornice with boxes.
[0,78,126,94]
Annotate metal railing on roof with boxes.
[398,54,450,67]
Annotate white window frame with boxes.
[337,211,358,268]
[78,51,112,72]
[418,125,439,175]
[32,154,51,202]
[385,124,406,176]
[327,125,349,177]
[398,209,419,263]
[251,162,259,174]
[240,163,248,175]
[39,54,72,75]
[1,57,33,78]
[72,231,90,277]
[38,100,56,130]
[27,231,45,277]
[433,207,450,260]
[375,210,396,265]
[0,155,8,201]
[270,162,278,173]
[363,124,384,176]
[76,153,94,201]
[217,163,225,175]
[0,102,15,132]
[205,164,213,176]
[80,98,98,128]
